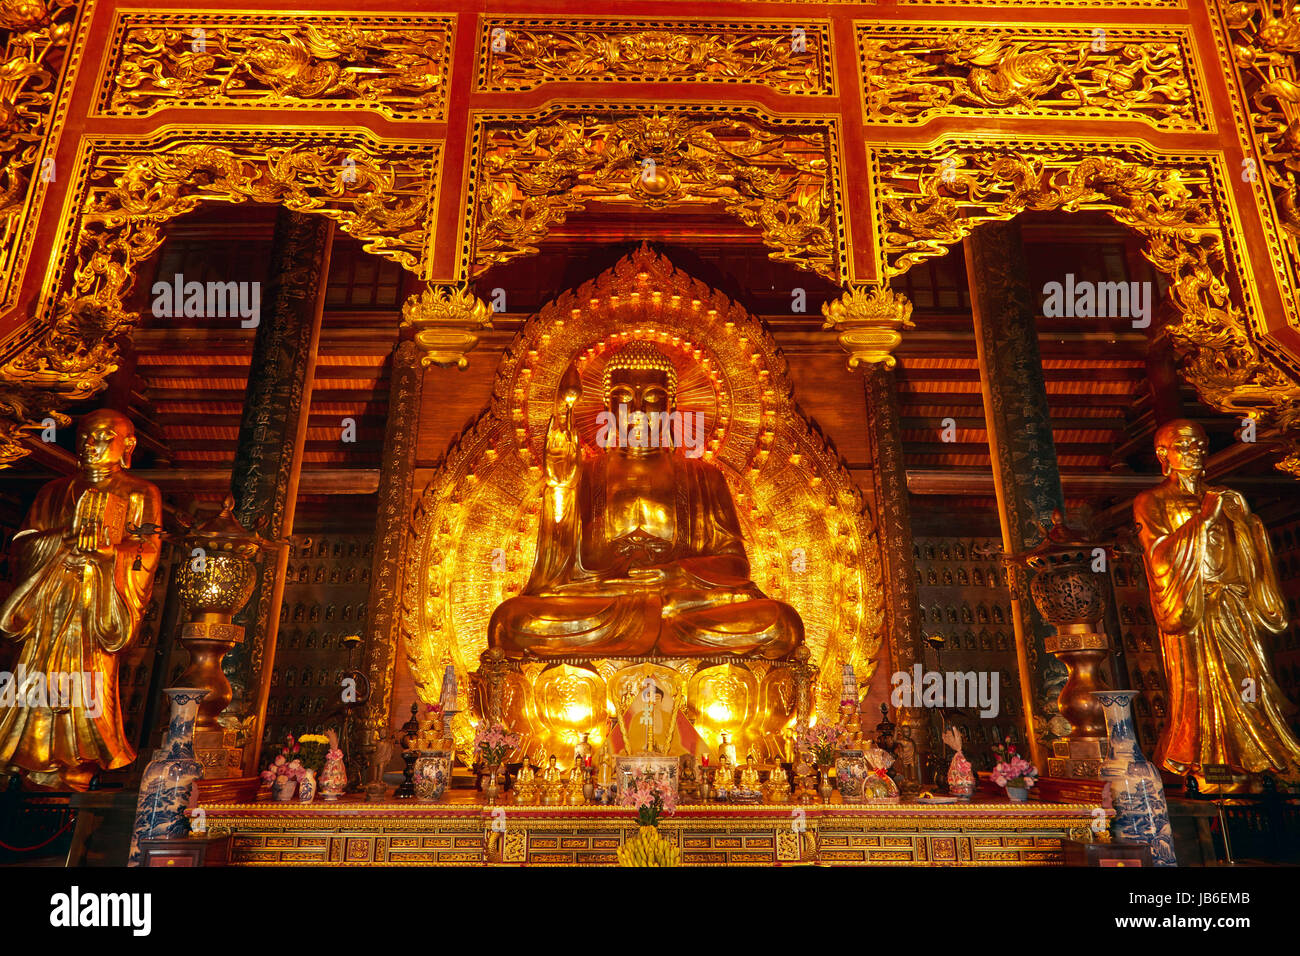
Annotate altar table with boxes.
[201,795,1108,866]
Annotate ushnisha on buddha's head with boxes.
[595,340,704,457]
[1153,418,1208,478]
[77,408,137,474]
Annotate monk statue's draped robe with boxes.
[1136,484,1300,777]
[0,474,160,786]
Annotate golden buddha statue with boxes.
[765,761,790,803]
[0,410,162,790]
[564,760,586,805]
[713,752,734,793]
[1134,420,1300,781]
[514,754,538,804]
[738,753,762,792]
[488,341,804,660]
[540,752,563,805]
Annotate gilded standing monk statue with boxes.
[1134,419,1300,780]
[489,341,803,659]
[0,410,162,790]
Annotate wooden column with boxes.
[357,340,423,771]
[1146,302,1186,427]
[862,363,928,787]
[965,220,1068,771]
[227,210,334,775]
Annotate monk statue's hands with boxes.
[1200,490,1223,523]
[1220,489,1247,521]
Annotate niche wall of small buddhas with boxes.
[397,247,887,767]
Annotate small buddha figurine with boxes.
[679,753,700,802]
[514,755,538,804]
[564,761,586,805]
[540,753,563,805]
[738,753,762,793]
[713,753,734,794]
[765,761,790,804]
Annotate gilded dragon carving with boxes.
[874,144,1300,473]
[859,26,1203,131]
[471,109,841,280]
[0,132,438,465]
[1223,3,1300,307]
[99,14,452,120]
[479,20,830,95]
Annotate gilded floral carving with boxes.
[471,108,842,280]
[873,144,1300,473]
[0,132,438,465]
[98,14,452,121]
[479,20,831,95]
[0,0,77,314]
[859,26,1204,131]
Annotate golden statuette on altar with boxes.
[540,752,563,805]
[1134,420,1300,782]
[514,755,538,804]
[0,410,162,790]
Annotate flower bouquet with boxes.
[990,737,1038,800]
[260,735,308,801]
[473,722,521,802]
[473,722,521,766]
[617,771,681,866]
[296,733,330,774]
[621,769,678,827]
[795,723,851,767]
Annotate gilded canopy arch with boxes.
[463,105,846,283]
[0,127,440,464]
[868,137,1300,474]
[399,245,885,762]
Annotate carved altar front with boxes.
[203,797,1107,867]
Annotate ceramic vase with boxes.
[272,777,297,801]
[1006,785,1029,802]
[415,750,451,801]
[1093,691,1177,867]
[298,768,317,802]
[835,750,867,804]
[128,688,207,866]
[319,753,347,800]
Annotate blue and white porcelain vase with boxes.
[1093,690,1177,867]
[128,688,207,866]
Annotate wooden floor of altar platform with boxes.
[202,794,1108,866]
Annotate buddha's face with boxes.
[607,366,673,418]
[605,366,676,455]
[77,411,135,472]
[1155,423,1207,477]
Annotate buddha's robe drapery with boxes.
[490,451,802,659]
[0,475,160,780]
[1136,485,1300,776]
